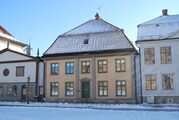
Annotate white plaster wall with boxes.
[0,62,36,83]
[0,51,31,61]
[139,39,179,96]
[135,54,142,101]
[0,39,24,53]
[38,62,44,86]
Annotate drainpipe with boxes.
[75,57,80,101]
[134,53,138,104]
[139,47,143,104]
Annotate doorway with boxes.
[81,82,90,99]
[21,85,26,100]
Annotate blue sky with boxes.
[1,0,179,56]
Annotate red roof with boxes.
[0,25,13,36]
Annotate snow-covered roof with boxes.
[137,12,179,41]
[0,25,26,46]
[44,17,135,55]
[139,15,179,26]
[62,19,118,35]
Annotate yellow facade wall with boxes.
[45,54,135,102]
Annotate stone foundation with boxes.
[143,96,179,104]
[154,96,179,104]
[0,82,36,101]
[45,98,137,104]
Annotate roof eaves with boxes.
[0,36,27,47]
[42,48,136,58]
[0,48,36,59]
[0,25,13,36]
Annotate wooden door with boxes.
[81,82,90,99]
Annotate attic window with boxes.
[84,39,89,44]
[156,24,159,27]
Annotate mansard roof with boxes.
[62,19,119,35]
[138,14,179,26]
[44,15,136,56]
[136,10,179,42]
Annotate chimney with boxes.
[162,9,168,16]
[120,29,124,33]
[95,13,101,20]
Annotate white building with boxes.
[0,25,26,52]
[136,9,179,103]
[0,25,44,101]
[0,48,44,101]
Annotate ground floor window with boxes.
[22,85,26,95]
[98,81,108,96]
[28,85,33,97]
[0,86,3,96]
[7,85,17,96]
[65,82,74,96]
[162,74,174,90]
[50,82,59,96]
[116,81,126,96]
[39,86,44,95]
[145,74,156,90]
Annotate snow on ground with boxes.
[0,102,179,120]
[1,102,179,111]
[0,106,179,120]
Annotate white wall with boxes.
[0,39,24,53]
[135,54,142,102]
[139,39,179,96]
[0,51,31,61]
[38,62,44,86]
[0,62,36,83]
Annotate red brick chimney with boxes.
[95,13,101,20]
[162,9,168,16]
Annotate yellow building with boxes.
[43,14,137,103]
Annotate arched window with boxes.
[7,85,17,96]
[22,85,26,95]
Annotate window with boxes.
[144,48,155,64]
[116,81,126,96]
[50,82,59,96]
[51,63,59,75]
[156,24,159,27]
[116,59,126,72]
[81,61,90,73]
[146,74,156,90]
[39,86,44,95]
[98,81,108,96]
[0,86,3,96]
[16,66,24,77]
[160,47,172,64]
[3,68,9,76]
[66,62,74,74]
[65,82,74,96]
[7,85,17,96]
[22,85,26,95]
[98,60,107,73]
[162,74,173,90]
[28,85,33,97]
[84,39,89,44]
